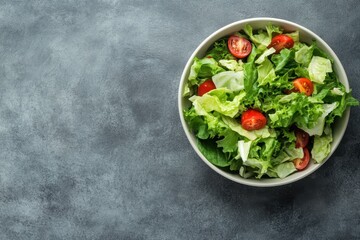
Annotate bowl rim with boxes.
[178,17,350,187]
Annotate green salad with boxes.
[183,24,359,179]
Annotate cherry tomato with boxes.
[241,109,267,131]
[295,128,309,148]
[268,34,294,53]
[228,36,252,59]
[293,147,311,171]
[293,78,314,96]
[198,79,216,96]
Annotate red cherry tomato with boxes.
[198,79,216,96]
[268,34,294,53]
[228,36,252,59]
[241,109,267,131]
[293,147,311,171]
[293,78,314,96]
[295,128,310,148]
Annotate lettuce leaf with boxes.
[244,24,282,51]
[184,107,210,139]
[243,158,272,179]
[206,38,236,61]
[189,89,246,118]
[263,93,324,129]
[235,140,252,161]
[311,126,333,163]
[295,44,314,66]
[219,59,244,71]
[327,90,359,124]
[271,162,297,178]
[243,45,259,96]
[271,48,297,74]
[285,31,299,43]
[197,139,231,167]
[257,58,277,86]
[299,102,338,136]
[308,56,332,84]
[222,116,274,141]
[216,129,239,153]
[212,71,245,92]
[188,57,224,86]
[255,47,276,64]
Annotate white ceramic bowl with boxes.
[178,17,350,187]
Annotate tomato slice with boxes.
[293,78,314,96]
[228,36,252,59]
[295,128,309,148]
[293,147,311,171]
[198,79,216,96]
[268,34,294,53]
[241,109,267,131]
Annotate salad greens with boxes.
[184,24,359,179]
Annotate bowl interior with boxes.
[178,18,350,187]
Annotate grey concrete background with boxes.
[0,0,359,239]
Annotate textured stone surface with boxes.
[0,0,359,239]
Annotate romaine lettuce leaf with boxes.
[299,102,338,136]
[271,143,304,165]
[212,71,245,92]
[188,57,224,85]
[255,47,276,64]
[216,129,239,153]
[219,59,244,71]
[243,46,259,96]
[256,58,276,86]
[330,87,344,96]
[271,162,297,179]
[189,89,246,118]
[271,48,296,73]
[235,140,252,161]
[295,44,314,66]
[243,158,272,179]
[311,126,333,163]
[284,145,304,159]
[239,166,256,179]
[308,56,332,84]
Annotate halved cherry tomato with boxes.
[268,34,294,53]
[228,36,252,59]
[295,128,309,148]
[293,147,310,171]
[293,78,314,96]
[241,109,267,131]
[198,79,216,96]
